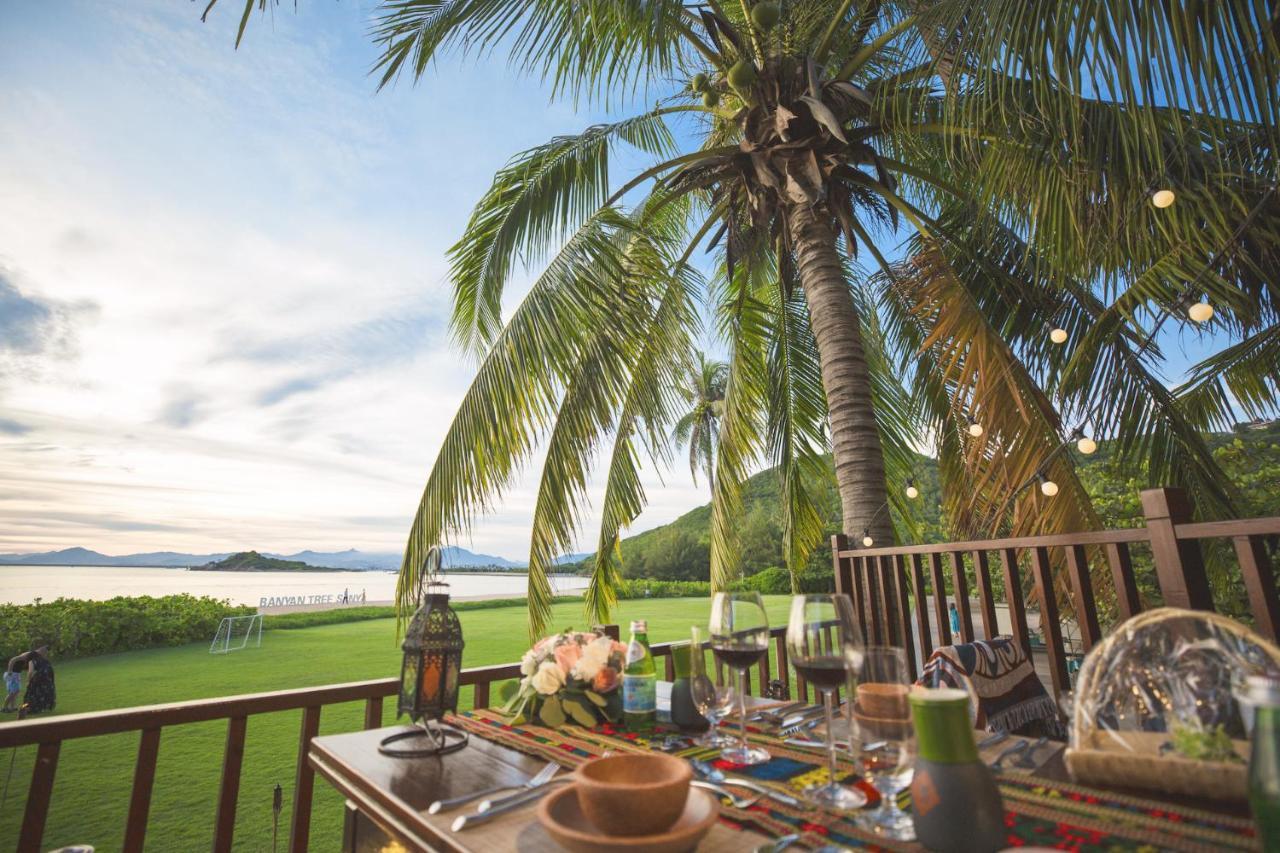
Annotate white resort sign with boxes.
[259,593,361,607]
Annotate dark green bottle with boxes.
[1250,703,1280,851]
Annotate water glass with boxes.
[689,626,736,747]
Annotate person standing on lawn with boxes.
[3,652,25,712]
[17,643,55,719]
[949,602,961,637]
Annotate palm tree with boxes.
[673,352,728,491]
[206,1,1279,639]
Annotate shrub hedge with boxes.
[0,595,253,662]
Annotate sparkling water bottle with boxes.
[623,620,656,731]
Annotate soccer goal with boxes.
[210,613,263,654]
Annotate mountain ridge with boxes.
[0,545,533,570]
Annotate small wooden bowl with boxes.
[538,783,718,853]
[853,704,912,741]
[573,753,693,836]
[857,682,909,718]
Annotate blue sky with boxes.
[0,0,710,558]
[0,2,1238,559]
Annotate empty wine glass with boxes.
[709,591,771,765]
[852,646,915,840]
[787,594,867,810]
[689,626,736,747]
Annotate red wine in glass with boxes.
[711,645,765,669]
[792,655,848,689]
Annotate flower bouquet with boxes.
[501,630,627,727]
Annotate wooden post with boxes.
[893,556,918,675]
[1235,535,1280,643]
[1031,547,1070,697]
[289,705,322,853]
[213,717,248,853]
[123,728,162,853]
[832,534,854,598]
[17,741,60,853]
[1141,488,1213,610]
[971,551,999,640]
[910,555,934,662]
[950,552,974,643]
[1105,543,1142,621]
[929,554,952,646]
[1000,549,1032,661]
[1065,545,1102,651]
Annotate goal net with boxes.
[210,614,263,654]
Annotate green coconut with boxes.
[691,72,710,92]
[727,59,757,91]
[702,89,720,107]
[751,1,780,31]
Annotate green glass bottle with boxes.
[623,620,656,731]
[1250,703,1280,850]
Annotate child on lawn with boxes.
[4,652,26,712]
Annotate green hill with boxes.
[564,421,1280,583]
[192,550,349,572]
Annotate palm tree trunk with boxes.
[787,203,894,547]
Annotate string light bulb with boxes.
[1188,300,1214,323]
[967,414,984,437]
[905,479,920,500]
[1151,189,1176,209]
[1049,327,1068,344]
[1037,473,1059,496]
[1076,436,1098,455]
[861,529,874,547]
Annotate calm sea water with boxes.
[0,565,587,606]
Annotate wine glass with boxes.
[689,626,736,747]
[787,594,867,809]
[708,591,771,765]
[852,646,915,839]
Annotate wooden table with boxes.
[310,705,1249,852]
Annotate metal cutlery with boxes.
[692,759,802,806]
[691,780,765,809]
[988,740,1029,772]
[779,716,824,737]
[1014,736,1050,769]
[750,701,808,722]
[977,731,1009,750]
[428,762,559,814]
[477,775,571,812]
[754,832,801,852]
[450,783,561,831]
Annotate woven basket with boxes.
[1064,607,1280,802]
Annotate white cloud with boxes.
[0,0,713,561]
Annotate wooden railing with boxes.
[833,486,1280,697]
[0,625,797,852]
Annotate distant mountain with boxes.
[192,551,351,572]
[0,545,536,571]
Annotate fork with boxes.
[691,780,765,809]
[750,701,809,722]
[428,762,559,814]
[1014,736,1050,769]
[988,741,1029,772]
[692,759,802,806]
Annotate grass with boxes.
[0,596,791,852]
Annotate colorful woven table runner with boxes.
[450,708,1258,852]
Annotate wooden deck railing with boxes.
[0,626,795,852]
[833,487,1280,697]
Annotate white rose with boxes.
[531,660,566,695]
[571,636,613,682]
[520,649,539,676]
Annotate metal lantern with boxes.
[379,547,468,757]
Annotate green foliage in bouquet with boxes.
[500,630,626,728]
[1170,723,1243,763]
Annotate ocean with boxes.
[0,565,587,607]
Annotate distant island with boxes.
[191,551,354,572]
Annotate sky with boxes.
[0,0,711,559]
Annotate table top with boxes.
[310,699,1251,853]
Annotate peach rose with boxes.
[593,666,620,693]
[554,641,582,674]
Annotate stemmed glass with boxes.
[853,646,915,839]
[708,591,771,765]
[689,626,736,747]
[787,594,867,809]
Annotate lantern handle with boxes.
[417,546,445,602]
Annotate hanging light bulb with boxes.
[1037,473,1059,496]
[861,529,874,547]
[1188,299,1214,323]
[1076,436,1098,455]
[905,478,920,500]
[967,414,984,437]
[1049,327,1068,345]
[1151,189,1176,209]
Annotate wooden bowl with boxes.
[573,753,692,836]
[857,682,909,718]
[538,783,718,853]
[853,704,911,741]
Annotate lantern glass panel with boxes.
[399,654,420,718]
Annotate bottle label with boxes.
[623,674,656,713]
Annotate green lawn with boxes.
[0,596,791,852]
